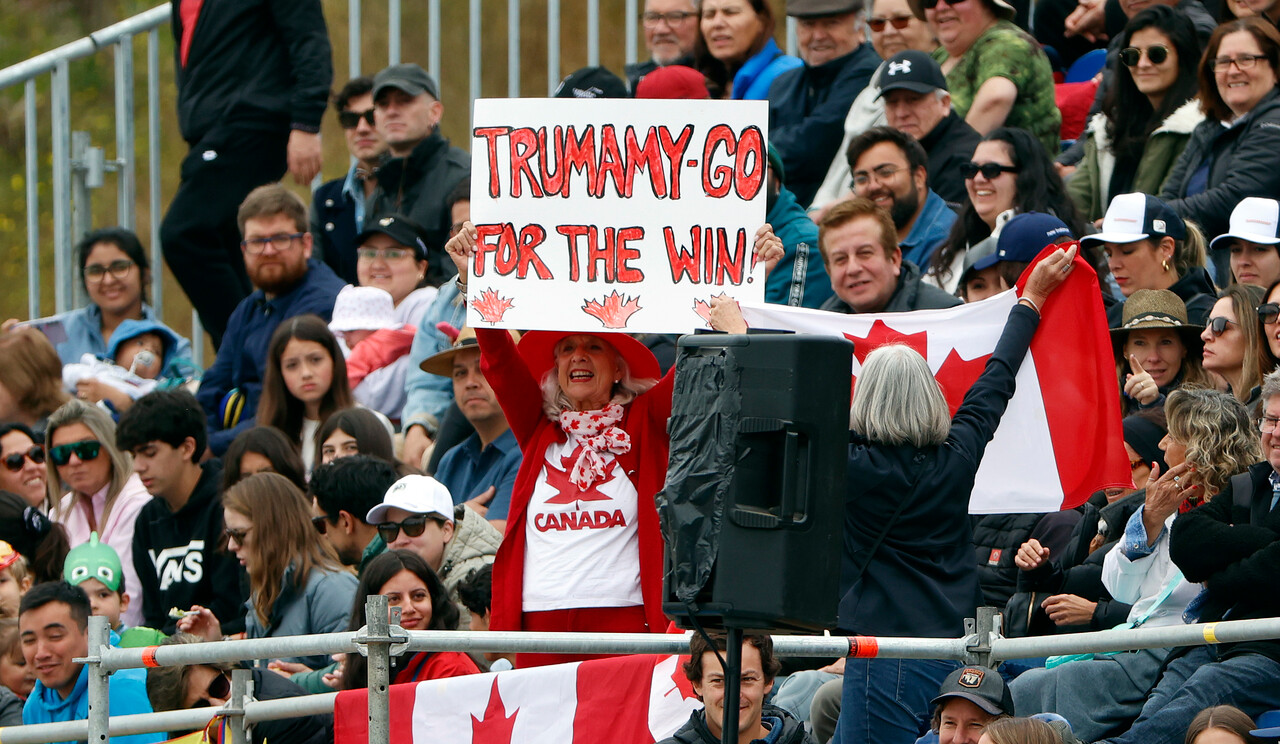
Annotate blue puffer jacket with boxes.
[732,38,802,100]
[244,564,358,669]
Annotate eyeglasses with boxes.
[868,15,913,31]
[376,515,431,543]
[240,233,305,254]
[1259,303,1279,326]
[1206,316,1239,336]
[960,161,1019,180]
[311,514,332,535]
[83,260,135,283]
[1262,415,1280,433]
[338,109,376,129]
[48,441,102,466]
[2,446,44,472]
[192,672,231,708]
[223,526,252,545]
[1210,53,1267,71]
[1119,45,1169,67]
[641,10,696,26]
[357,246,415,261]
[852,164,905,187]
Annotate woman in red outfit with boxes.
[341,550,478,687]
[446,221,782,667]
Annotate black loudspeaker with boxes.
[661,331,851,633]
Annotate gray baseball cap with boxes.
[373,63,441,101]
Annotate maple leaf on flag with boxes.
[844,319,930,395]
[667,655,699,702]
[543,448,619,504]
[582,291,643,329]
[473,289,515,324]
[471,678,518,743]
[934,347,992,416]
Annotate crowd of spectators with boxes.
[7,0,1280,742]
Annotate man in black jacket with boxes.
[367,64,470,287]
[1097,372,1280,744]
[160,0,332,347]
[625,0,699,91]
[768,0,881,209]
[117,390,246,635]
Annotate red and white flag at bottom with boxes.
[334,654,702,744]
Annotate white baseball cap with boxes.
[1210,197,1280,250]
[1081,192,1185,248]
[366,475,455,525]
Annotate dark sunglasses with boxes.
[1259,303,1280,326]
[960,161,1019,180]
[921,0,969,9]
[223,526,251,545]
[2,446,44,472]
[1129,459,1148,472]
[1206,316,1239,336]
[192,672,231,708]
[338,109,376,129]
[1119,45,1169,67]
[311,514,332,535]
[868,15,913,30]
[376,515,430,543]
[48,440,102,466]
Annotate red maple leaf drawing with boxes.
[935,347,992,416]
[582,291,643,329]
[692,298,714,327]
[473,289,515,324]
[543,448,619,504]
[471,678,518,743]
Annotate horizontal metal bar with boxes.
[0,4,171,90]
[98,632,361,672]
[991,617,1280,662]
[242,692,338,725]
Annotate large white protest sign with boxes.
[466,98,768,333]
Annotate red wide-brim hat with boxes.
[517,330,662,382]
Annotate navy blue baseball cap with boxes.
[972,212,1073,272]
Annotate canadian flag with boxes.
[334,654,702,744]
[739,251,1129,513]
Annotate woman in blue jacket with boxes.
[836,244,1077,744]
[695,0,801,99]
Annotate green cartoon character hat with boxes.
[63,532,122,592]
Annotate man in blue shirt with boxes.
[195,184,346,455]
[421,327,522,532]
[20,582,161,744]
[846,126,956,271]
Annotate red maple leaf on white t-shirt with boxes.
[543,448,620,504]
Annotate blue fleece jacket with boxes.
[23,665,162,744]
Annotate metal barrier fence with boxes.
[2,597,1279,744]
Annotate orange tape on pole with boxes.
[141,646,162,668]
[848,636,879,658]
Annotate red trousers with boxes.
[515,605,649,668]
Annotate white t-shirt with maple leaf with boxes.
[523,435,643,611]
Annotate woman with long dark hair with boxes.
[694,0,800,99]
[1069,6,1205,222]
[221,426,308,492]
[930,127,1089,293]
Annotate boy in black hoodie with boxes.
[117,390,247,635]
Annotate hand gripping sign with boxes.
[468,98,768,333]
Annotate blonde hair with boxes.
[1165,387,1261,496]
[4,554,29,587]
[981,718,1062,744]
[44,399,134,525]
[851,344,950,447]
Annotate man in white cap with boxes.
[368,475,499,627]
[1211,197,1280,289]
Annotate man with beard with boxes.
[196,184,346,455]
[626,0,700,91]
[846,126,957,269]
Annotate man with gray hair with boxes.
[768,0,881,209]
[625,0,700,91]
[1092,369,1280,744]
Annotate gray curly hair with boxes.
[1165,387,1261,496]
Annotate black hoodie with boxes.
[658,705,817,744]
[131,460,248,634]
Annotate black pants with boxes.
[161,128,288,349]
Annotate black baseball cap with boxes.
[373,63,441,101]
[553,66,629,99]
[355,214,429,260]
[930,666,1015,716]
[787,0,864,17]
[877,50,948,98]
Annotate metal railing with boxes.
[2,597,1279,744]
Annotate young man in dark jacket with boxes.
[659,633,816,744]
[160,0,332,347]
[117,390,247,636]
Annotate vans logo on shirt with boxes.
[150,540,205,590]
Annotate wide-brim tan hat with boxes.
[419,326,521,376]
[1109,289,1203,357]
[908,0,1015,21]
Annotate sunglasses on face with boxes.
[1259,303,1279,326]
[48,440,102,466]
[223,526,251,545]
[1119,45,1169,67]
[1206,316,1238,336]
[960,161,1019,180]
[311,514,332,535]
[1129,459,1148,472]
[192,672,231,708]
[921,0,970,9]
[2,446,44,472]
[868,15,913,31]
[338,109,376,129]
[376,515,430,543]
